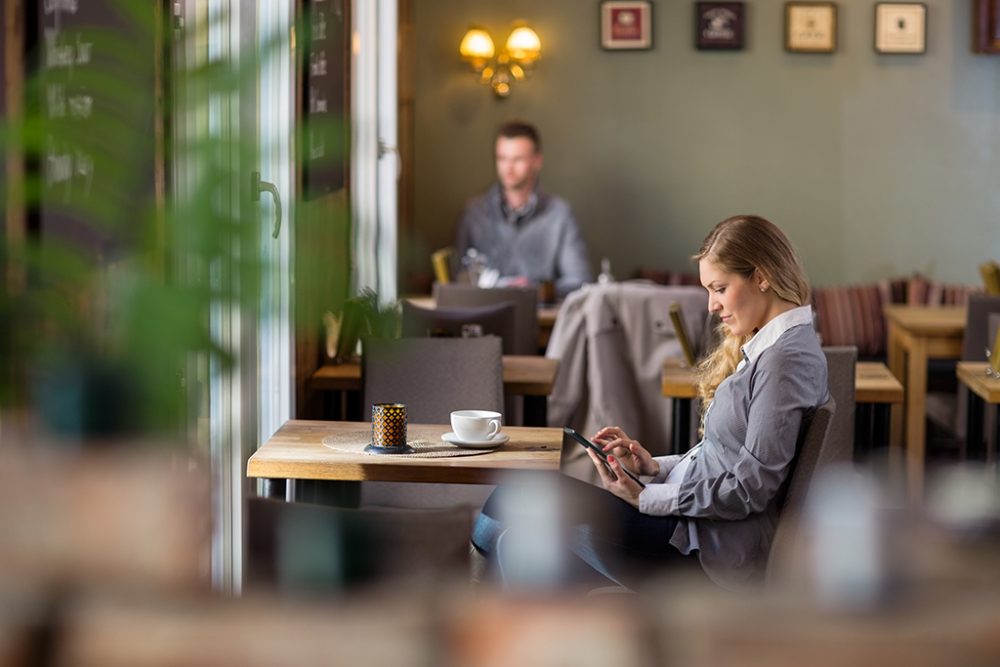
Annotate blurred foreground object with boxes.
[0,443,209,592]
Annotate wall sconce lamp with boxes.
[459,23,541,98]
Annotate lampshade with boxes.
[505,25,541,63]
[460,27,495,62]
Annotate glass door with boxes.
[173,0,289,595]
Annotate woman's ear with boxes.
[754,269,770,293]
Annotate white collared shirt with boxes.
[737,304,815,371]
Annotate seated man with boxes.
[455,121,592,298]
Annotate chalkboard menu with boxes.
[302,0,348,199]
[38,0,160,261]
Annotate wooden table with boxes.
[854,361,906,454]
[884,305,966,499]
[956,362,1000,460]
[661,359,904,456]
[406,296,560,349]
[247,420,564,486]
[309,355,558,425]
[310,355,557,396]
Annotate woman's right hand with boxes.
[591,426,659,477]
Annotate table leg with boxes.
[873,403,891,453]
[291,480,361,507]
[672,398,692,455]
[260,478,287,499]
[994,405,999,463]
[854,403,872,461]
[905,336,928,502]
[966,387,985,461]
[524,395,548,427]
[886,321,905,450]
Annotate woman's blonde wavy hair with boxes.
[694,216,811,431]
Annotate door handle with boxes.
[252,171,283,239]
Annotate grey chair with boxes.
[823,346,858,460]
[766,396,837,586]
[360,336,504,509]
[433,284,539,355]
[245,496,472,592]
[401,301,516,355]
[362,336,504,422]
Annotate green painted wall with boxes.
[409,0,1000,289]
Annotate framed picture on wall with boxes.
[601,1,653,50]
[874,3,927,54]
[784,2,837,53]
[695,2,746,50]
[973,0,1000,53]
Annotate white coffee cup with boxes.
[451,409,502,442]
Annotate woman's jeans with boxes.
[472,474,699,589]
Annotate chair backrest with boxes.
[698,311,722,359]
[433,284,539,355]
[401,301,517,355]
[980,260,1000,296]
[362,336,504,423]
[245,497,472,591]
[766,396,836,584]
[990,314,1000,365]
[962,294,1000,361]
[822,346,857,460]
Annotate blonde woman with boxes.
[472,215,828,590]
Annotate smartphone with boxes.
[563,427,646,488]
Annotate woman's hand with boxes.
[586,449,643,508]
[591,426,659,477]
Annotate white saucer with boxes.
[441,431,509,449]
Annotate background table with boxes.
[956,362,1000,460]
[661,359,903,456]
[309,355,558,425]
[406,296,560,349]
[884,305,965,499]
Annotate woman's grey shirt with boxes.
[639,306,828,589]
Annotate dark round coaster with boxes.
[364,443,415,455]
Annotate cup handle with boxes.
[487,419,501,439]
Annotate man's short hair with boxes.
[496,121,541,152]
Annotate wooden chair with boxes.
[433,284,539,355]
[360,336,504,509]
[980,260,1000,296]
[766,396,838,586]
[401,301,516,355]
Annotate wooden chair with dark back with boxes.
[401,301,516,355]
[433,284,539,355]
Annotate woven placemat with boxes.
[322,431,495,458]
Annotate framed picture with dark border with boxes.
[784,2,837,53]
[973,0,1000,53]
[695,2,745,50]
[601,1,653,50]
[874,3,926,54]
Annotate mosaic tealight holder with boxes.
[367,402,412,454]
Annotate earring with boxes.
[759,285,767,292]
